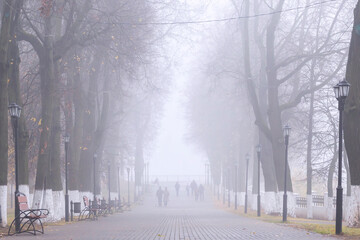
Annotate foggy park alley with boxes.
[8,185,337,240]
[2,0,360,239]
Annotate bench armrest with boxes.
[21,208,49,217]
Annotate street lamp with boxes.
[93,153,97,204]
[256,144,262,217]
[8,103,21,232]
[64,134,70,222]
[245,153,250,214]
[222,168,225,205]
[127,167,130,206]
[333,79,350,235]
[283,124,291,222]
[117,161,121,209]
[108,160,111,204]
[235,164,238,210]
[227,167,230,208]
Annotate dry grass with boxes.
[214,199,360,239]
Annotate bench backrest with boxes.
[18,195,29,211]
[83,196,89,207]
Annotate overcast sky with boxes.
[148,1,227,182]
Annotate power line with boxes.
[5,0,336,26]
[107,0,336,26]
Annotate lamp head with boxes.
[283,124,291,137]
[338,79,350,98]
[256,144,262,153]
[8,103,21,118]
[64,134,70,143]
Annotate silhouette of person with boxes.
[194,184,199,201]
[163,187,170,206]
[198,184,205,201]
[186,184,190,196]
[175,182,180,197]
[190,180,197,196]
[156,187,163,207]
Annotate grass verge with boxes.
[214,199,360,239]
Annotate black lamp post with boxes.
[117,162,121,208]
[93,153,97,203]
[256,144,262,217]
[143,163,146,191]
[333,79,350,235]
[227,167,230,208]
[222,168,225,205]
[245,153,250,214]
[8,103,21,232]
[127,167,130,206]
[235,164,238,210]
[146,162,149,191]
[283,124,291,222]
[64,134,70,222]
[205,164,207,185]
[108,160,111,204]
[134,168,137,202]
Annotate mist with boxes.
[0,0,359,239]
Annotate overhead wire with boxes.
[4,0,337,26]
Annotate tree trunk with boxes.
[343,1,360,226]
[344,2,360,186]
[344,150,351,196]
[49,64,63,192]
[253,0,277,192]
[79,52,102,193]
[72,53,85,192]
[327,141,337,197]
[0,0,14,227]
[265,0,292,192]
[134,129,144,199]
[33,16,56,207]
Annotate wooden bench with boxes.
[8,193,49,235]
[79,196,100,220]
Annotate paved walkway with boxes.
[7,187,339,240]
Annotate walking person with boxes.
[198,184,205,201]
[156,187,164,207]
[186,184,190,196]
[175,182,180,197]
[163,187,170,207]
[194,184,199,201]
[190,180,197,196]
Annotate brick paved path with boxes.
[7,187,339,240]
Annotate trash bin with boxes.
[73,202,81,213]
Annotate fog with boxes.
[150,76,206,178]
[2,0,360,238]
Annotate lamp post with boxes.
[256,144,262,217]
[205,164,207,185]
[245,153,250,214]
[117,162,121,208]
[235,164,238,210]
[108,160,111,204]
[227,167,230,208]
[134,168,137,203]
[64,134,70,222]
[93,153,97,203]
[127,167,130,206]
[283,124,291,222]
[222,168,225,205]
[333,79,350,235]
[8,103,21,232]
